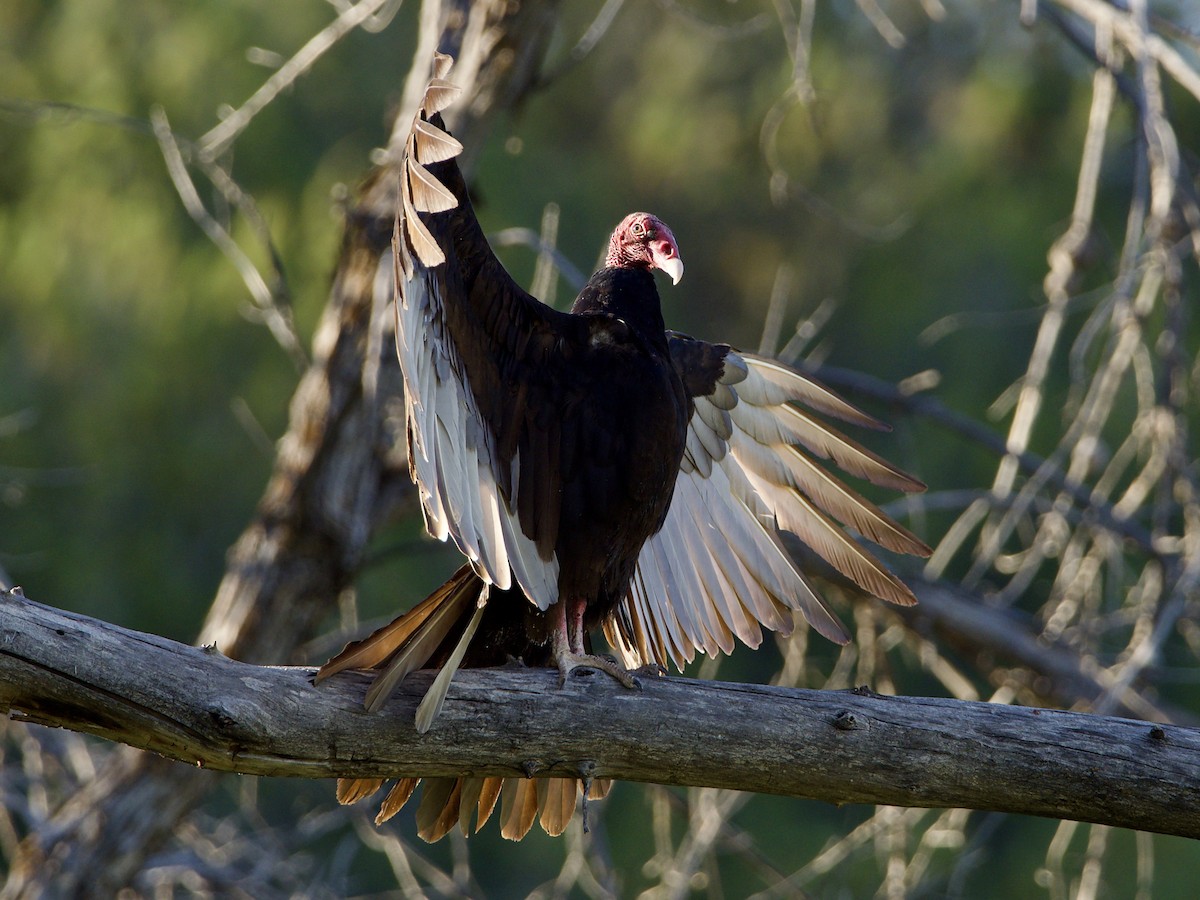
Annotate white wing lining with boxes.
[393,55,559,611]
[609,350,928,669]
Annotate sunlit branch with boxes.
[4,590,1200,839]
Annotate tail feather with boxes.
[322,566,599,841]
[414,586,488,731]
[342,772,587,841]
[588,777,613,800]
[416,777,461,842]
[458,777,486,834]
[315,566,477,685]
[363,568,482,713]
[476,777,504,833]
[336,777,384,805]
[376,777,419,825]
[500,777,541,841]
[538,778,577,838]
[315,588,447,683]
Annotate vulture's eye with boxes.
[631,221,646,237]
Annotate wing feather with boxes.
[695,398,733,443]
[413,118,464,164]
[674,485,755,651]
[613,341,927,668]
[708,380,739,410]
[400,189,445,267]
[422,77,461,115]
[657,501,733,654]
[407,159,458,213]
[622,546,686,668]
[731,398,923,493]
[734,355,887,431]
[731,429,929,556]
[635,536,691,662]
[691,472,790,638]
[393,54,589,613]
[740,465,918,607]
[430,51,453,80]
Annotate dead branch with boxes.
[3,589,1199,840]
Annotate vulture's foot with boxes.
[551,598,641,689]
[554,650,642,691]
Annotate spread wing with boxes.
[396,53,591,610]
[606,336,930,670]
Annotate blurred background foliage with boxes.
[3,0,1200,896]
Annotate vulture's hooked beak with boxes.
[650,240,684,286]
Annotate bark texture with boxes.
[3,590,1199,841]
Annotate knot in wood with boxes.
[1149,725,1167,742]
[832,710,865,731]
[205,701,259,742]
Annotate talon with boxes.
[555,651,641,690]
[551,598,641,690]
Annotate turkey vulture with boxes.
[317,54,930,841]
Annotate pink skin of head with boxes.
[605,213,684,285]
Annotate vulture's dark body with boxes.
[420,185,704,658]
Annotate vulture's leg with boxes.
[568,600,586,654]
[551,599,640,690]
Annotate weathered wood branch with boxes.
[4,589,1198,840]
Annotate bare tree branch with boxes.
[152,106,307,370]
[896,579,1193,725]
[199,0,400,159]
[807,364,1160,555]
[3,589,1199,840]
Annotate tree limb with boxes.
[896,578,1195,725]
[3,589,1198,840]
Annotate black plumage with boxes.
[317,54,930,841]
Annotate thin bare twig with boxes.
[151,107,307,369]
[200,0,397,159]
[492,226,588,292]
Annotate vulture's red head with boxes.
[606,213,684,285]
